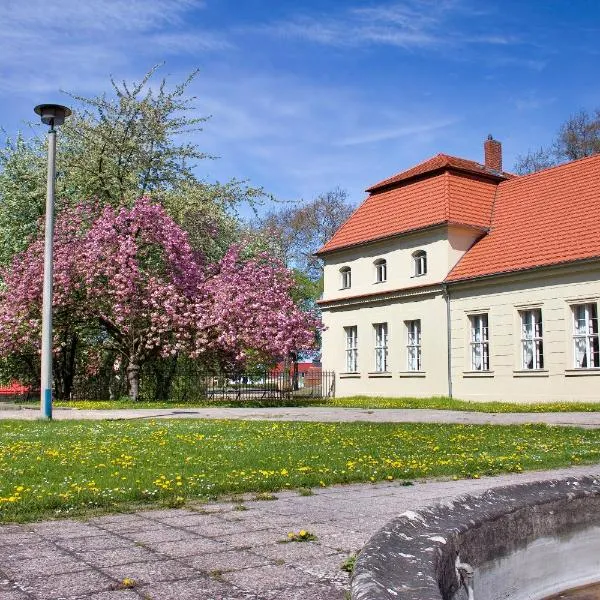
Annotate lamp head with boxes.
[34,104,71,128]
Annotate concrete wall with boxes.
[351,477,600,600]
[450,263,600,402]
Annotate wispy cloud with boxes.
[0,0,203,34]
[336,118,460,146]
[255,0,520,52]
[0,0,228,95]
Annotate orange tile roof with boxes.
[366,153,512,192]
[447,154,600,281]
[317,164,499,255]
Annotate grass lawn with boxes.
[45,395,600,412]
[1,418,599,523]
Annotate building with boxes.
[316,138,600,403]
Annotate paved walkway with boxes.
[2,405,600,427]
[1,464,599,600]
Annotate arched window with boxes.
[340,266,351,289]
[374,258,387,283]
[413,250,427,277]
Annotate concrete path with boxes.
[2,405,600,427]
[1,464,599,600]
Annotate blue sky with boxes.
[1,0,599,212]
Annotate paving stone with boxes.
[0,591,30,600]
[186,519,270,538]
[55,534,132,553]
[260,583,347,600]
[146,513,222,528]
[147,536,227,558]
[0,541,59,561]
[137,577,247,600]
[0,524,25,534]
[32,521,105,540]
[182,549,274,573]
[90,515,154,532]
[136,508,199,520]
[74,546,157,567]
[120,526,199,545]
[253,540,337,562]
[19,570,117,599]
[0,531,42,546]
[1,555,89,578]
[100,559,197,585]
[218,529,289,550]
[223,564,314,593]
[319,529,371,551]
[85,592,141,600]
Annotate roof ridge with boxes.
[502,152,600,184]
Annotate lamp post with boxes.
[34,104,71,420]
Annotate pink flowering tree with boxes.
[0,204,95,398]
[0,198,320,400]
[80,199,204,400]
[194,246,320,367]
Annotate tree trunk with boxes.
[127,361,140,401]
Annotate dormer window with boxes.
[413,250,427,277]
[340,266,351,289]
[374,259,387,283]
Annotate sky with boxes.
[0,0,599,214]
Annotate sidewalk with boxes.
[2,405,600,427]
[1,464,599,600]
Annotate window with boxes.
[573,304,599,368]
[344,326,358,372]
[413,250,427,276]
[374,323,388,372]
[520,309,544,369]
[374,258,387,283]
[340,266,351,289]
[406,320,421,371]
[470,314,490,371]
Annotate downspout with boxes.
[442,283,453,398]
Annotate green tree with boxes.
[0,65,266,266]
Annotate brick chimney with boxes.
[484,135,502,172]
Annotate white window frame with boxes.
[374,259,387,283]
[572,303,599,368]
[340,266,351,289]
[469,314,490,371]
[344,326,358,372]
[374,323,388,372]
[406,320,421,371]
[520,309,544,370]
[413,250,427,277]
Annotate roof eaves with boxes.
[317,282,443,306]
[314,221,449,256]
[445,255,600,285]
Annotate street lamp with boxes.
[34,103,71,419]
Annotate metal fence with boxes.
[67,364,335,403]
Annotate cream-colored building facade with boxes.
[318,142,600,403]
